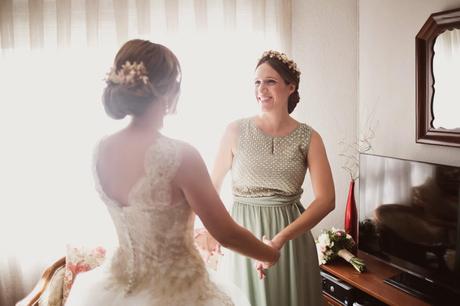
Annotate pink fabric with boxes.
[62,246,106,304]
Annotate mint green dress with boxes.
[228,118,322,306]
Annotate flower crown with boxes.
[261,50,301,79]
[105,61,149,86]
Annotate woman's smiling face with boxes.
[254,62,295,113]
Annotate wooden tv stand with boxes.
[321,251,430,306]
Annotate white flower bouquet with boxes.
[316,227,366,273]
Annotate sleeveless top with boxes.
[232,118,313,198]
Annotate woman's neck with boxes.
[129,100,165,131]
[256,111,294,133]
[129,117,162,132]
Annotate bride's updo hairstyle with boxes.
[103,39,181,119]
[256,50,301,114]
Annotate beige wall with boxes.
[292,0,358,237]
[359,0,460,167]
[293,0,460,237]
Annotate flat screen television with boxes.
[358,153,460,305]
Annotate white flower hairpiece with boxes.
[261,50,301,78]
[105,61,149,86]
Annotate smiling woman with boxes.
[254,63,296,115]
[210,51,335,306]
[0,1,293,305]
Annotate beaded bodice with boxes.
[93,136,233,305]
[232,118,312,198]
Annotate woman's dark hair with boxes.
[103,39,181,119]
[256,53,300,114]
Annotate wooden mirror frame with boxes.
[416,7,460,148]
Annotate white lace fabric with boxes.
[66,135,235,306]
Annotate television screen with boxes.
[358,153,460,303]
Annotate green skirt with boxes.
[227,195,322,306]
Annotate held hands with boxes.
[194,229,223,262]
[255,235,283,280]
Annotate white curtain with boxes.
[0,1,292,305]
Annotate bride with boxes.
[65,39,279,306]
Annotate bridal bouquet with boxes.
[316,227,366,273]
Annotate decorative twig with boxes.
[339,123,377,180]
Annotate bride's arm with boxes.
[174,143,279,263]
[195,121,238,256]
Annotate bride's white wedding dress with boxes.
[65,136,250,306]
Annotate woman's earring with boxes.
[163,100,170,114]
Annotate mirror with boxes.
[432,28,460,130]
[416,8,460,147]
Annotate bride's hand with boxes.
[255,236,281,280]
[194,228,223,262]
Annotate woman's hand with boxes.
[255,236,282,279]
[270,233,287,250]
[194,228,223,262]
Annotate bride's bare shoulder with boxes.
[97,130,129,152]
[170,141,207,181]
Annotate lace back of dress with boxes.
[90,137,235,305]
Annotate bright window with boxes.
[0,8,288,264]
